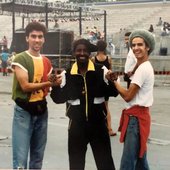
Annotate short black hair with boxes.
[124,32,131,37]
[72,38,98,53]
[25,22,47,37]
[96,40,107,51]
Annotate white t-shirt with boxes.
[125,61,154,109]
[124,48,137,74]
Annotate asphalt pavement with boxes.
[0,73,170,170]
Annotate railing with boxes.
[44,54,75,69]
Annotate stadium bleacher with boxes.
[0,0,170,84]
[0,1,170,51]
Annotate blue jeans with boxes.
[120,116,150,170]
[12,104,48,169]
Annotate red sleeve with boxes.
[42,56,52,96]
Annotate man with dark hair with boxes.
[11,22,61,169]
[25,21,47,37]
[50,38,118,170]
[108,29,155,170]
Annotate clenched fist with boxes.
[106,70,118,82]
[48,74,62,86]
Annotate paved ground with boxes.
[0,73,170,170]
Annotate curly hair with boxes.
[25,22,47,37]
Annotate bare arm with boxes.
[114,81,139,102]
[14,66,61,92]
[106,70,140,102]
[108,56,112,70]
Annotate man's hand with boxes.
[127,71,134,78]
[105,70,112,81]
[48,74,62,86]
[106,70,118,82]
[48,74,57,83]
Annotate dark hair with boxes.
[25,22,47,37]
[124,32,131,37]
[96,40,107,51]
[72,38,98,53]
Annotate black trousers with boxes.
[68,119,115,170]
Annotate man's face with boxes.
[74,44,90,65]
[131,37,149,59]
[26,30,45,53]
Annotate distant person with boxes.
[0,47,10,76]
[50,38,118,170]
[161,26,168,36]
[156,17,163,26]
[161,22,170,36]
[108,41,116,57]
[107,29,155,170]
[100,31,105,40]
[54,19,59,28]
[1,36,8,47]
[11,22,62,169]
[124,32,137,88]
[91,40,117,136]
[148,24,154,33]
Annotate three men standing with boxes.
[11,25,155,170]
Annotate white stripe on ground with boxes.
[151,122,170,128]
[148,138,170,146]
[49,122,68,128]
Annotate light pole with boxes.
[79,7,82,36]
[12,0,16,51]
[45,3,48,29]
[104,10,107,42]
